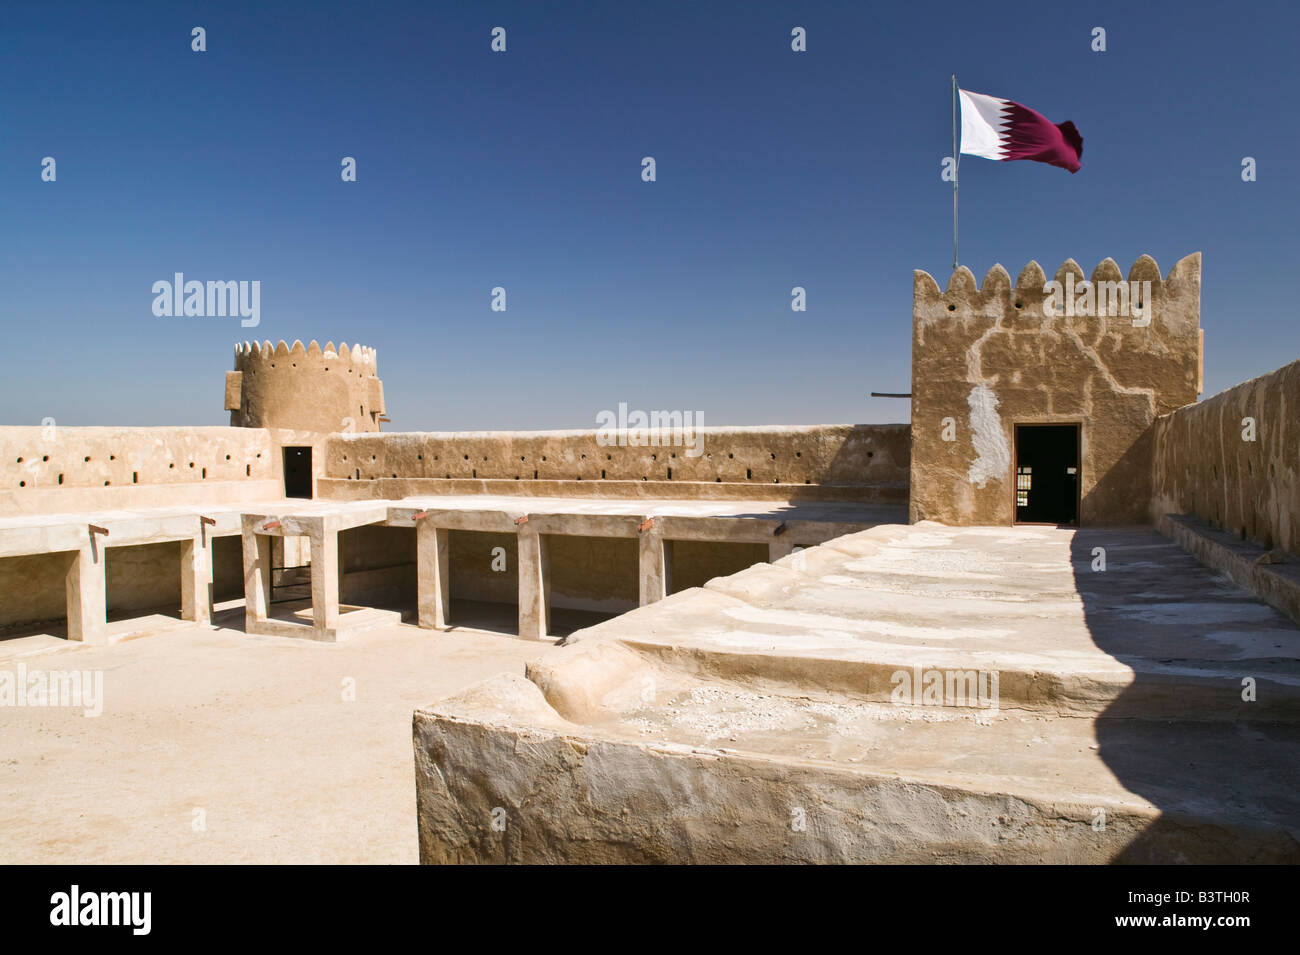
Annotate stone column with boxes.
[203,527,216,617]
[638,523,670,606]
[517,524,549,640]
[417,523,451,630]
[336,531,348,606]
[65,543,107,644]
[768,538,797,563]
[180,534,210,624]
[311,528,340,634]
[242,520,273,629]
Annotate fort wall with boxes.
[1152,358,1300,555]
[0,426,280,517]
[318,424,910,503]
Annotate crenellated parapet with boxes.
[914,253,1201,338]
[233,339,379,375]
[226,339,386,433]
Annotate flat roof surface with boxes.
[568,522,1300,684]
[0,494,905,556]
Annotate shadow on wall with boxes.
[819,424,910,488]
[1082,427,1155,526]
[1068,529,1300,862]
[1151,358,1300,557]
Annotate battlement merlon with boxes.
[913,252,1201,335]
[233,339,378,371]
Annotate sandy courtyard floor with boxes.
[0,612,550,864]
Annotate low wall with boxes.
[1152,358,1300,554]
[321,425,909,502]
[0,426,279,516]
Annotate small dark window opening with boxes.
[283,446,313,499]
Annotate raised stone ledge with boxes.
[1159,513,1300,626]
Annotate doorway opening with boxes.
[447,530,519,635]
[104,541,184,637]
[283,446,312,498]
[1014,424,1080,525]
[544,534,639,637]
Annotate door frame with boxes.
[1011,421,1082,527]
[282,445,314,499]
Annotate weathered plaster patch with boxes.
[966,386,1010,488]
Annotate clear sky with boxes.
[2,0,1296,430]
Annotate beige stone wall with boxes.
[321,424,909,502]
[910,253,1202,526]
[448,531,518,605]
[546,536,638,613]
[1152,358,1300,554]
[0,542,189,631]
[0,425,344,517]
[105,542,182,613]
[228,339,383,433]
[669,540,770,592]
[0,552,70,629]
[0,426,279,516]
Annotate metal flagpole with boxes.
[952,74,959,274]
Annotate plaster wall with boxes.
[1152,358,1300,554]
[669,540,770,593]
[0,426,277,516]
[105,542,182,614]
[0,551,71,629]
[322,424,909,503]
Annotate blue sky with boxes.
[2,0,1296,429]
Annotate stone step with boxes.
[416,671,1300,864]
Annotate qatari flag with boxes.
[958,88,1083,173]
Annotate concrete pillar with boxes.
[203,527,216,616]
[65,544,107,644]
[417,523,451,630]
[180,534,210,624]
[769,538,797,563]
[336,530,348,605]
[639,525,670,606]
[517,525,549,640]
[311,529,340,633]
[242,527,273,628]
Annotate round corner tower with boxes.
[225,339,385,433]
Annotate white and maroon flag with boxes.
[958,88,1083,173]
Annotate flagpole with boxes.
[952,74,959,274]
